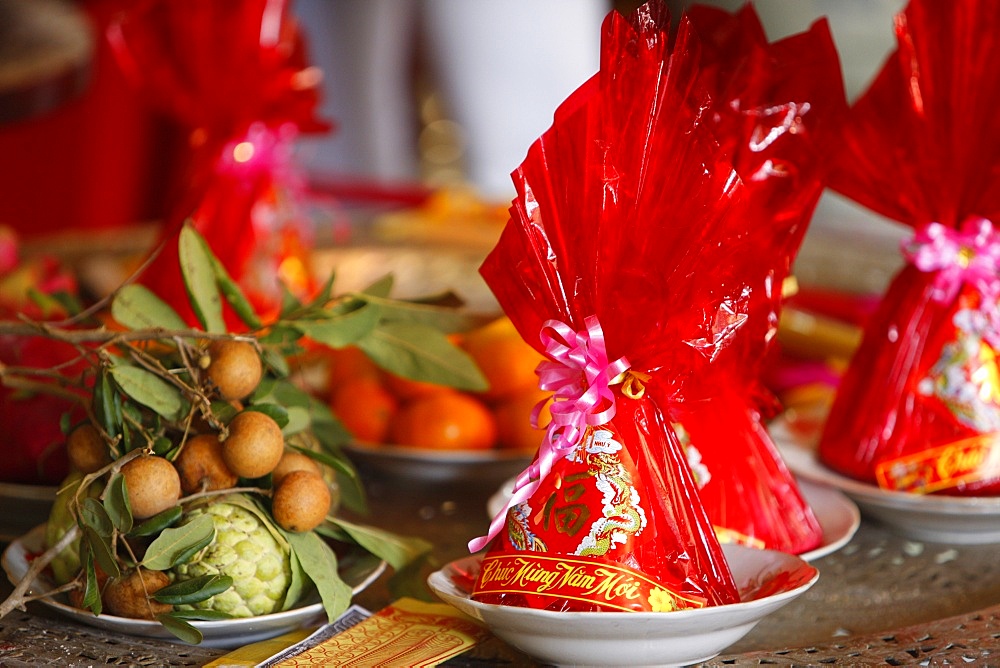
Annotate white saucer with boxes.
[772,420,1000,545]
[2,524,386,649]
[427,543,818,667]
[487,475,859,562]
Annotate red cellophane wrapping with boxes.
[817,0,1000,496]
[667,5,847,554]
[107,0,327,322]
[470,1,787,613]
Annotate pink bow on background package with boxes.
[818,0,1000,495]
[107,0,329,323]
[468,1,789,614]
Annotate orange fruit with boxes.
[383,372,449,400]
[330,375,398,443]
[460,316,544,400]
[324,346,380,393]
[389,390,498,450]
[493,387,552,452]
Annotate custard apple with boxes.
[170,502,291,617]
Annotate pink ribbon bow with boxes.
[468,315,631,553]
[902,217,1000,344]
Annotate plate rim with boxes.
[343,440,533,464]
[2,523,386,639]
[772,420,1000,514]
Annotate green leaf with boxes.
[328,517,431,572]
[81,497,114,538]
[261,346,290,377]
[389,552,436,602]
[179,224,225,333]
[208,400,239,426]
[156,613,203,645]
[111,284,189,332]
[292,302,380,348]
[355,293,485,334]
[282,405,311,436]
[142,514,215,570]
[82,525,120,579]
[109,363,187,422]
[281,546,309,612]
[198,231,263,330]
[360,274,394,298]
[308,272,337,309]
[279,283,304,318]
[81,548,102,615]
[242,402,289,429]
[129,506,183,537]
[93,371,123,445]
[258,324,302,346]
[154,575,233,605]
[281,529,351,623]
[251,380,311,435]
[152,436,174,456]
[104,474,133,534]
[303,401,366,514]
[357,321,487,391]
[60,412,72,436]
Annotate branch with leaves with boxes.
[0,223,486,643]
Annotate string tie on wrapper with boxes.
[902,217,1000,346]
[467,315,631,552]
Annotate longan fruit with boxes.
[205,340,263,401]
[271,451,322,486]
[66,423,111,474]
[104,568,172,619]
[222,410,284,479]
[121,455,181,520]
[174,434,238,494]
[272,470,331,532]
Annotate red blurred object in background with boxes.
[0,0,179,238]
[106,0,330,323]
[0,228,86,484]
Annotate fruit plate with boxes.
[771,419,1000,545]
[487,475,860,563]
[343,441,533,485]
[427,544,818,667]
[2,524,387,649]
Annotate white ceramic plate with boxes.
[343,441,532,485]
[427,544,818,667]
[486,476,859,562]
[2,524,387,649]
[771,420,1000,545]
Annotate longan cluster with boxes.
[65,340,333,534]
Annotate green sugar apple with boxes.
[170,502,292,617]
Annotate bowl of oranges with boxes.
[322,316,546,483]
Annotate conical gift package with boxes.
[666,5,847,554]
[468,1,783,613]
[817,0,1000,495]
